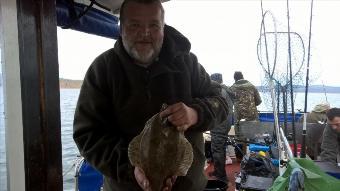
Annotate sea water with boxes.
[60,89,81,191]
[0,89,81,191]
[0,89,340,191]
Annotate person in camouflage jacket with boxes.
[298,102,330,124]
[230,71,262,160]
[230,71,262,122]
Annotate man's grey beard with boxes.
[123,40,162,65]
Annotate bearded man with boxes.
[73,0,229,191]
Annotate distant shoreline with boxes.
[257,85,340,94]
[59,78,82,89]
[58,78,340,93]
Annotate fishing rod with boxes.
[322,80,328,103]
[286,0,298,157]
[282,85,288,135]
[301,0,314,158]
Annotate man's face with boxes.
[120,2,164,65]
[328,116,340,132]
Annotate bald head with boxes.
[119,0,164,24]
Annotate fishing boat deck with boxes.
[204,159,241,191]
[203,126,241,190]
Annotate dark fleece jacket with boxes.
[73,25,228,191]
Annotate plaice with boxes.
[128,110,193,191]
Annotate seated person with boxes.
[299,103,330,124]
[320,108,340,165]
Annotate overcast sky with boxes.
[57,0,340,87]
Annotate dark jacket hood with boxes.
[163,24,191,54]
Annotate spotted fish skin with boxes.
[128,113,193,191]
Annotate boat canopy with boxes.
[56,0,170,39]
[56,0,120,39]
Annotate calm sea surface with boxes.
[0,89,340,190]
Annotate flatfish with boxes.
[128,106,193,191]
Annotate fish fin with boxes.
[176,137,193,176]
[128,134,142,166]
